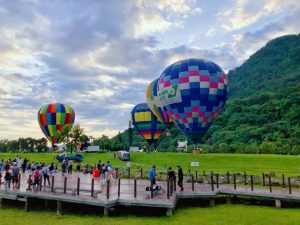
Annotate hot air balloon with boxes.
[157,58,228,143]
[37,103,75,145]
[146,79,173,134]
[130,103,165,146]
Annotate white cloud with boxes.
[218,0,300,31]
[205,28,216,37]
[134,0,202,37]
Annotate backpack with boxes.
[12,166,19,176]
[4,171,11,180]
[34,170,40,178]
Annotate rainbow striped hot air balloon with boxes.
[130,103,165,145]
[146,79,173,134]
[37,103,75,144]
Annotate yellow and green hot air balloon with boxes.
[130,103,165,145]
[146,78,173,134]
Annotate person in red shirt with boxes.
[92,167,99,178]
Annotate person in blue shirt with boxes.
[149,165,156,186]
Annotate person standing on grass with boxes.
[149,166,156,187]
[177,165,184,192]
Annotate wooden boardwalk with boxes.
[1,171,300,216]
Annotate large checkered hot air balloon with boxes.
[146,78,173,134]
[130,103,165,145]
[37,103,75,145]
[157,58,228,143]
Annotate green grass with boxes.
[1,152,300,175]
[1,205,300,225]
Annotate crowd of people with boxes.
[0,156,184,194]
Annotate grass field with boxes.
[1,152,300,175]
[1,204,300,225]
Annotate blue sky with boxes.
[0,0,299,140]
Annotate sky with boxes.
[0,0,299,140]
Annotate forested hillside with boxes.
[108,34,300,154]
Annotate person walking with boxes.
[100,164,106,185]
[4,163,11,190]
[21,158,27,173]
[61,160,67,176]
[11,162,20,189]
[49,162,54,176]
[149,166,156,188]
[168,167,176,194]
[67,159,73,174]
[177,165,184,191]
[41,165,50,186]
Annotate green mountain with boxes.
[109,34,300,154]
[205,34,300,153]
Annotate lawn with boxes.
[1,205,300,225]
[1,152,300,175]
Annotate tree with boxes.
[60,124,85,154]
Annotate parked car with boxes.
[56,153,83,162]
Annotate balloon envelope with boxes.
[157,58,228,142]
[146,79,173,130]
[130,103,165,145]
[37,103,75,144]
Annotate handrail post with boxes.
[216,174,219,189]
[192,175,194,191]
[128,168,130,179]
[18,174,21,189]
[63,177,67,194]
[244,172,247,185]
[77,177,80,195]
[151,181,154,198]
[211,173,214,191]
[173,176,176,192]
[91,178,94,197]
[233,174,236,190]
[39,177,42,191]
[269,175,272,193]
[288,177,292,194]
[282,174,285,188]
[167,179,170,199]
[27,175,32,191]
[106,180,110,199]
[227,171,230,184]
[118,179,121,198]
[250,175,254,191]
[141,168,143,179]
[51,176,54,192]
[134,179,137,198]
[262,173,265,186]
